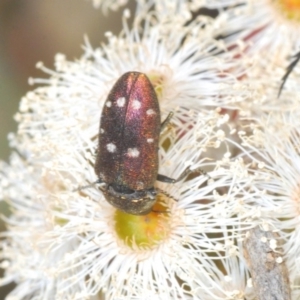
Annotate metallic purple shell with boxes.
[94,72,161,191]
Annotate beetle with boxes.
[93,71,191,215]
[278,50,300,97]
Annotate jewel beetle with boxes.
[94,71,188,215]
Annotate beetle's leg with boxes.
[278,50,300,97]
[160,112,174,132]
[74,179,103,191]
[157,167,209,183]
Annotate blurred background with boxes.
[0,0,125,297]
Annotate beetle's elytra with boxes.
[94,71,179,215]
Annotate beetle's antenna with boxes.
[152,187,175,213]
[156,187,179,202]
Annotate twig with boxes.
[243,226,291,300]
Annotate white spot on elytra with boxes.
[147,138,154,143]
[106,143,116,152]
[106,101,112,107]
[132,99,141,110]
[100,128,104,134]
[127,148,140,157]
[146,109,155,115]
[117,97,126,107]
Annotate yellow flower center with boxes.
[277,0,300,20]
[114,195,171,248]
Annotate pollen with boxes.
[127,148,140,157]
[117,97,126,107]
[132,99,141,110]
[147,138,154,143]
[106,143,116,152]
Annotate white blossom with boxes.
[87,0,128,12]
[201,0,300,58]
[0,9,255,300]
[236,114,300,299]
[0,108,254,299]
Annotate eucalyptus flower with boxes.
[201,0,300,58]
[0,7,259,300]
[234,58,300,122]
[235,114,300,299]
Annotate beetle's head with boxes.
[102,184,157,215]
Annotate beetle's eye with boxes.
[152,190,157,196]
